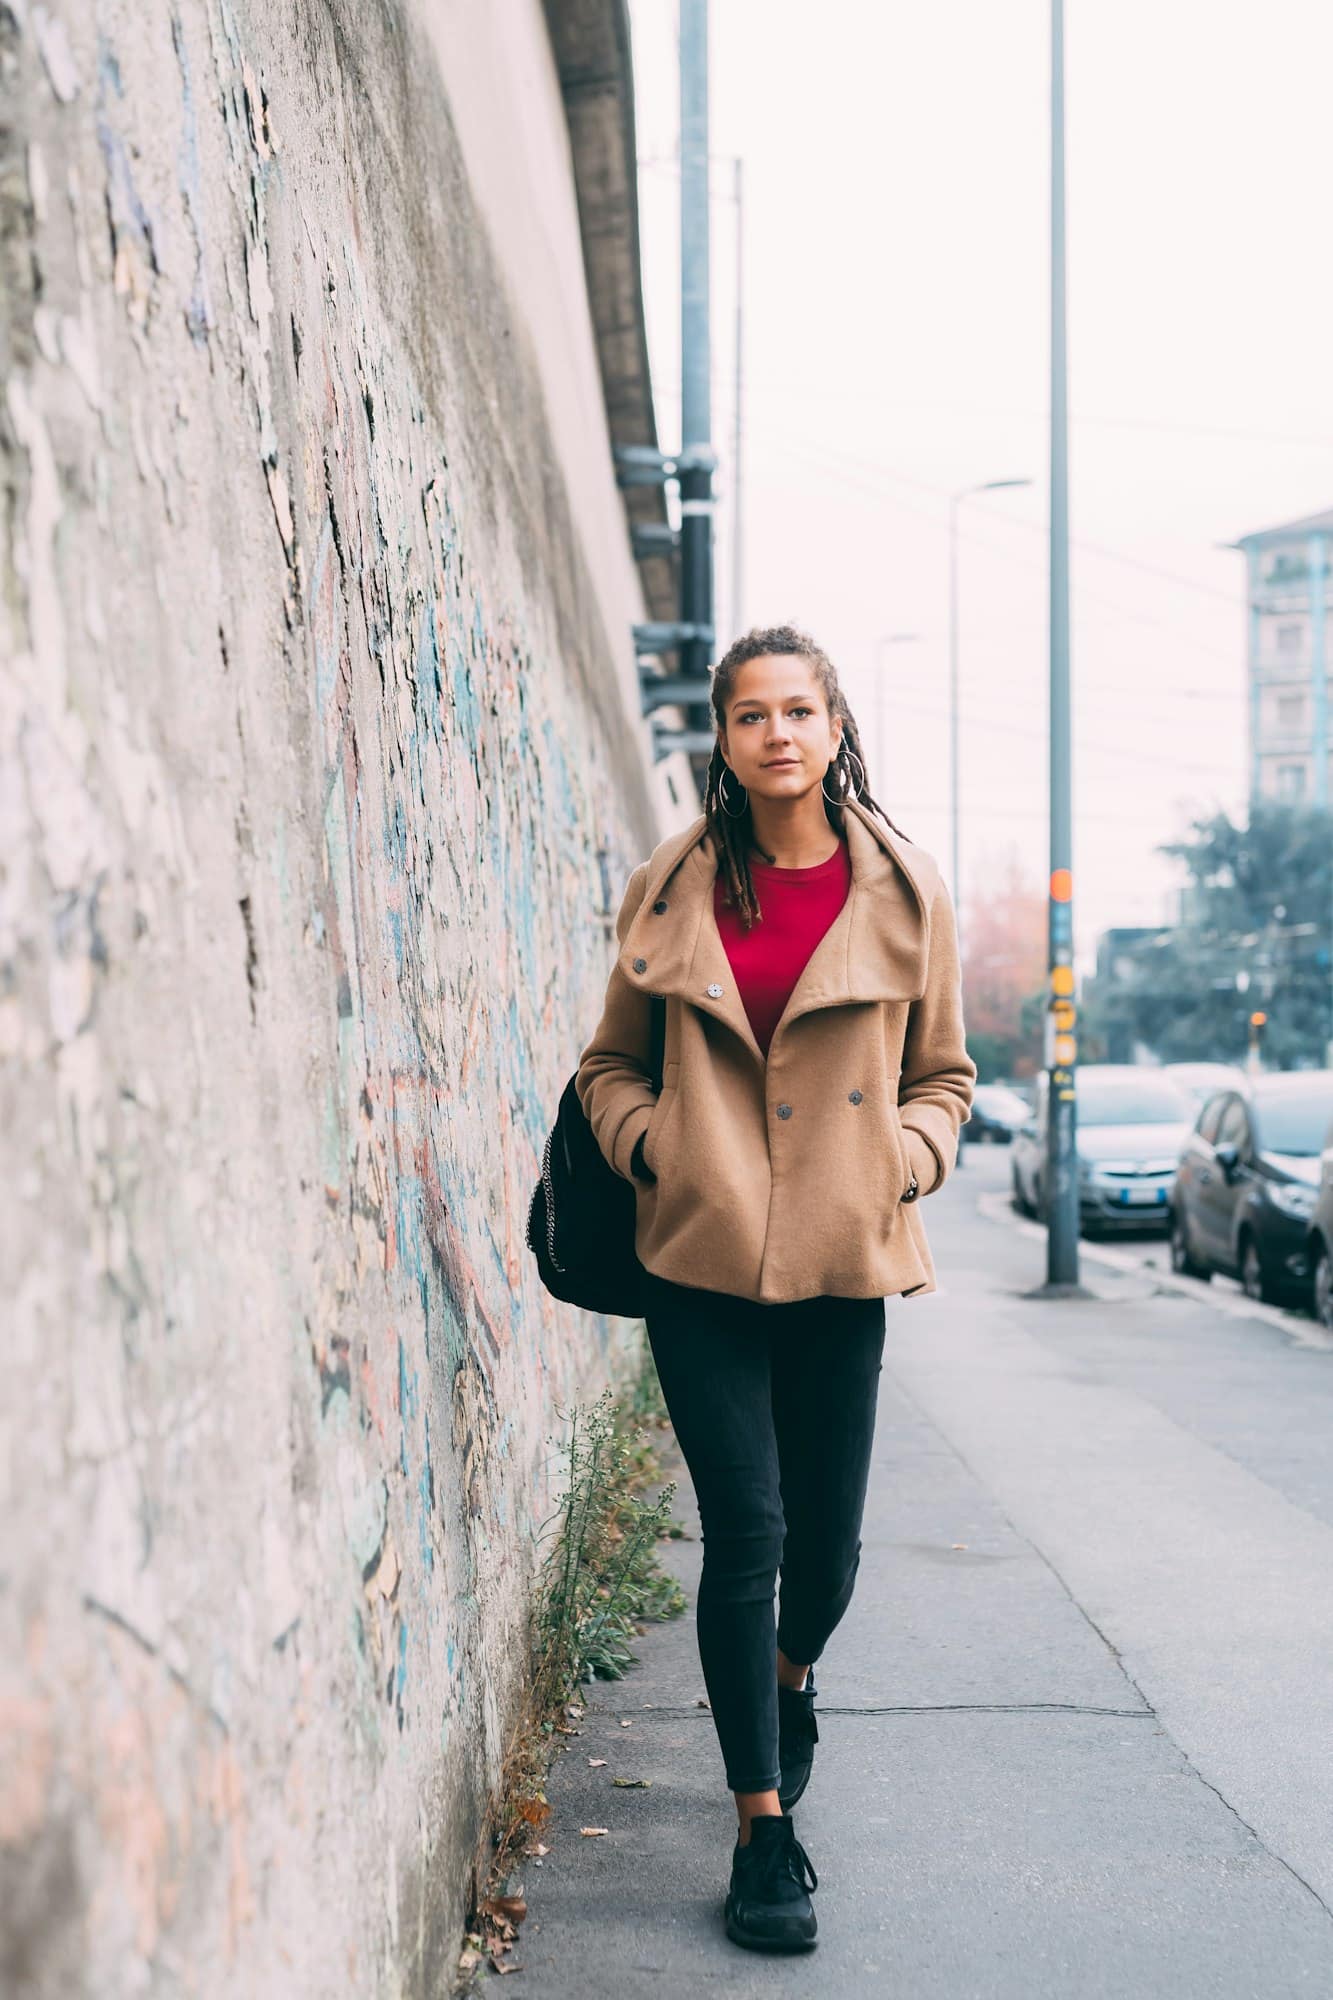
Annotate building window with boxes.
[1276,622,1304,655]
[1276,693,1306,729]
[1276,761,1308,801]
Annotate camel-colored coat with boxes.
[575,798,976,1304]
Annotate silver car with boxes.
[1011,1065,1193,1233]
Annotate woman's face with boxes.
[719,655,843,805]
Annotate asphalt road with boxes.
[513,1148,1333,1997]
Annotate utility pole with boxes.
[1044,0,1080,1291]
[679,0,714,692]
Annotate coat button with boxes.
[653,899,669,914]
[706,982,723,998]
[632,957,648,973]
[849,1089,863,1105]
[776,1102,793,1119]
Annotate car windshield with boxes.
[1255,1087,1333,1157]
[1077,1075,1188,1126]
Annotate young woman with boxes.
[576,624,975,1953]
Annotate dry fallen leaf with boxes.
[523,1842,550,1858]
[951,1543,968,1551]
[579,1827,610,1838]
[484,1894,528,1925]
[612,1778,650,1789]
[588,1758,607,1768]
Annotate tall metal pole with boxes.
[730,154,744,643]
[679,0,714,686]
[1045,0,1080,1290]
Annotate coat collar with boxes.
[619,799,942,1066]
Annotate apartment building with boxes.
[1236,506,1333,806]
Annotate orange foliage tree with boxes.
[961,850,1048,1081]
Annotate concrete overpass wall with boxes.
[0,0,672,1990]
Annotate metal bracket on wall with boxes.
[634,622,714,660]
[614,443,719,489]
[638,670,717,714]
[631,522,681,558]
[652,724,720,762]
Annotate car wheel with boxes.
[1011,1167,1033,1218]
[1314,1242,1333,1334]
[1169,1207,1210,1282]
[1239,1232,1280,1306]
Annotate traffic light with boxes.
[1248,1010,1267,1071]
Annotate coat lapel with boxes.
[619,801,940,1062]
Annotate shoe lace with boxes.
[754,1821,818,1898]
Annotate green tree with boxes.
[1093,804,1333,1069]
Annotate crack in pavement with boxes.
[596,1702,1153,1719]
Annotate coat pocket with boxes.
[885,1095,914,1203]
[642,1059,680,1177]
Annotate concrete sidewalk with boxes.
[515,1162,1333,1996]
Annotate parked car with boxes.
[1163,1061,1247,1110]
[964,1082,1031,1145]
[1011,1065,1193,1233]
[1308,1133,1333,1332]
[1170,1072,1333,1304]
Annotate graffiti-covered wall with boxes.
[0,0,668,1990]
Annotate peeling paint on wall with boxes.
[0,1,655,1991]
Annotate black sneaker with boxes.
[723,1813,818,1953]
[777,1666,819,1811]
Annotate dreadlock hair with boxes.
[704,622,912,932]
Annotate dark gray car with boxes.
[1171,1073,1333,1304]
[1303,1116,1333,1332]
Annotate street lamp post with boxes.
[948,477,1032,946]
[1043,0,1080,1293]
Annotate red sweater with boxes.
[713,837,852,1058]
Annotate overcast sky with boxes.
[626,0,1333,968]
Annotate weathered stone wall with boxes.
[0,1,667,1990]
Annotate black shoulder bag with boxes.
[525,996,666,1317]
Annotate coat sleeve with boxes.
[575,862,660,1182]
[897,876,976,1194]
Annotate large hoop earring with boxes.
[717,766,749,818]
[822,746,866,804]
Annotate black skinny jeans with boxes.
[642,1268,886,1794]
